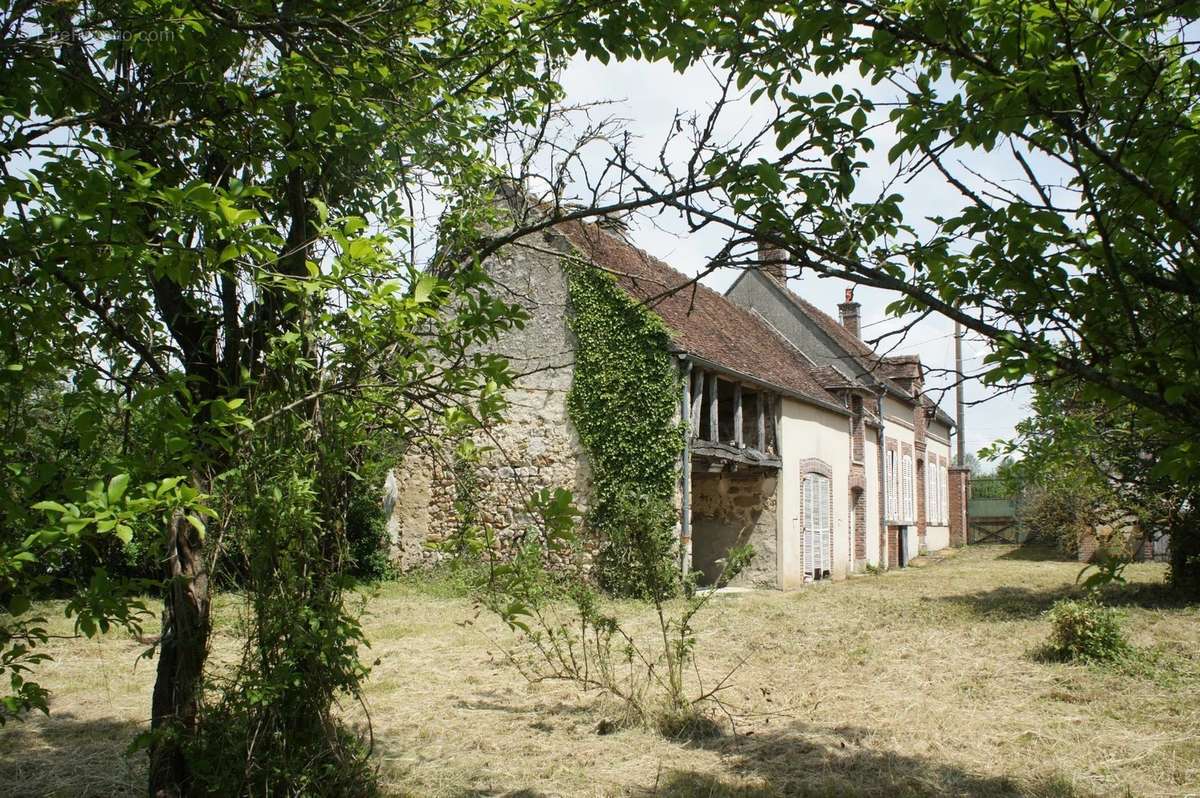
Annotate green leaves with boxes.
[412,274,437,304]
[562,257,685,598]
[106,474,130,504]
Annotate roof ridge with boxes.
[568,221,744,316]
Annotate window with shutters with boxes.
[936,463,945,525]
[803,472,832,581]
[931,458,940,525]
[938,462,944,524]
[931,460,940,525]
[925,460,933,526]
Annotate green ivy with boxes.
[563,257,685,598]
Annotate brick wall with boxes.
[849,394,867,568]
[851,487,866,566]
[948,466,971,547]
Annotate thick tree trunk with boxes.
[149,511,211,798]
[1169,527,1200,600]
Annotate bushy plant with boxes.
[1044,597,1129,663]
[1012,468,1102,557]
[344,469,396,582]
[483,488,751,738]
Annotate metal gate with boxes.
[967,477,1022,544]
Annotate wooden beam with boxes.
[680,360,693,576]
[706,373,718,442]
[757,393,766,452]
[691,439,782,470]
[681,361,691,430]
[765,394,775,453]
[691,369,703,437]
[733,382,743,447]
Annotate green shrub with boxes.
[1044,597,1129,663]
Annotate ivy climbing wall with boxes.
[561,252,687,596]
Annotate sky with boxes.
[556,55,1031,463]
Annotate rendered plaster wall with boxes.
[924,424,953,552]
[864,434,882,567]
[777,397,853,587]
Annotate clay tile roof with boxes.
[812,365,853,390]
[557,221,844,411]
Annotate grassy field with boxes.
[2,545,1198,797]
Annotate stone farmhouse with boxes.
[387,215,968,589]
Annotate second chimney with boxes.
[757,242,788,283]
[838,288,861,339]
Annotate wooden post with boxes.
[706,373,718,442]
[757,393,766,452]
[733,382,743,447]
[681,360,693,575]
[691,369,703,438]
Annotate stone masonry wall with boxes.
[386,231,592,568]
[690,472,779,588]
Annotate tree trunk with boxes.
[149,511,211,798]
[1170,527,1200,600]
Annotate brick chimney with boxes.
[757,242,788,283]
[838,287,861,339]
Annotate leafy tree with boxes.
[0,0,598,791]
[563,0,1200,593]
[993,378,1191,582]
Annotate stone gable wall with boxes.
[386,233,593,567]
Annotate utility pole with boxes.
[955,321,966,466]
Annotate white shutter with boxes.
[934,463,940,524]
[941,465,949,524]
[802,473,832,578]
[819,475,831,574]
[937,464,943,524]
[902,455,913,523]
[884,451,894,520]
[803,476,814,579]
[925,461,931,526]
[908,457,912,522]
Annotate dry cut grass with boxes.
[2,545,1198,797]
